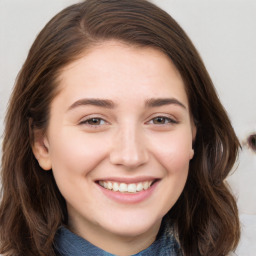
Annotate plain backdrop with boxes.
[0,0,256,255]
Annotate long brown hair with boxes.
[0,0,240,255]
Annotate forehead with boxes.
[56,41,188,107]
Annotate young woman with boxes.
[0,0,240,255]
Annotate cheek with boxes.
[149,131,193,174]
[48,129,109,177]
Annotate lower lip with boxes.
[97,181,159,204]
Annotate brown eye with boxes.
[80,118,106,126]
[151,116,176,125]
[88,118,101,125]
[153,117,166,124]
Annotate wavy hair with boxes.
[0,0,240,255]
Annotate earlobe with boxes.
[190,149,194,160]
[31,130,52,171]
[190,122,196,160]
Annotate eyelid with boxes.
[146,114,179,125]
[78,113,178,128]
[78,115,109,127]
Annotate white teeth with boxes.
[107,182,113,190]
[113,182,119,192]
[119,183,128,192]
[98,180,154,193]
[143,181,149,190]
[127,184,137,193]
[136,183,143,192]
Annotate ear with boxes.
[190,148,195,160]
[31,128,52,171]
[190,122,197,159]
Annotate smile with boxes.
[98,180,155,193]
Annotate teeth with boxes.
[113,182,119,192]
[143,181,149,190]
[107,182,113,190]
[136,183,143,192]
[127,184,136,193]
[119,183,127,192]
[98,180,154,193]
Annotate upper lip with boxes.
[95,176,160,183]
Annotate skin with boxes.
[33,41,196,255]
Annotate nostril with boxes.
[247,134,256,152]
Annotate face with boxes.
[33,41,196,245]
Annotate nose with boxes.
[109,124,149,168]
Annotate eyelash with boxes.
[148,116,178,125]
[79,115,178,128]
[79,117,107,127]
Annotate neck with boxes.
[68,218,162,256]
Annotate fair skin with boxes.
[33,41,196,256]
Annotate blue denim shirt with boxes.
[54,220,183,256]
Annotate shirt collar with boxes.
[54,219,183,256]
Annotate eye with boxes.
[80,117,106,126]
[149,116,177,125]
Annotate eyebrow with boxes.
[145,98,186,109]
[67,97,186,111]
[67,98,116,111]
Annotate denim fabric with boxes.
[54,220,183,256]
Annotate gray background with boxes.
[1,0,255,254]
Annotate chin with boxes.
[103,215,162,238]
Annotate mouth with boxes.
[97,179,158,194]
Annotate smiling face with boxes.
[33,41,196,252]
